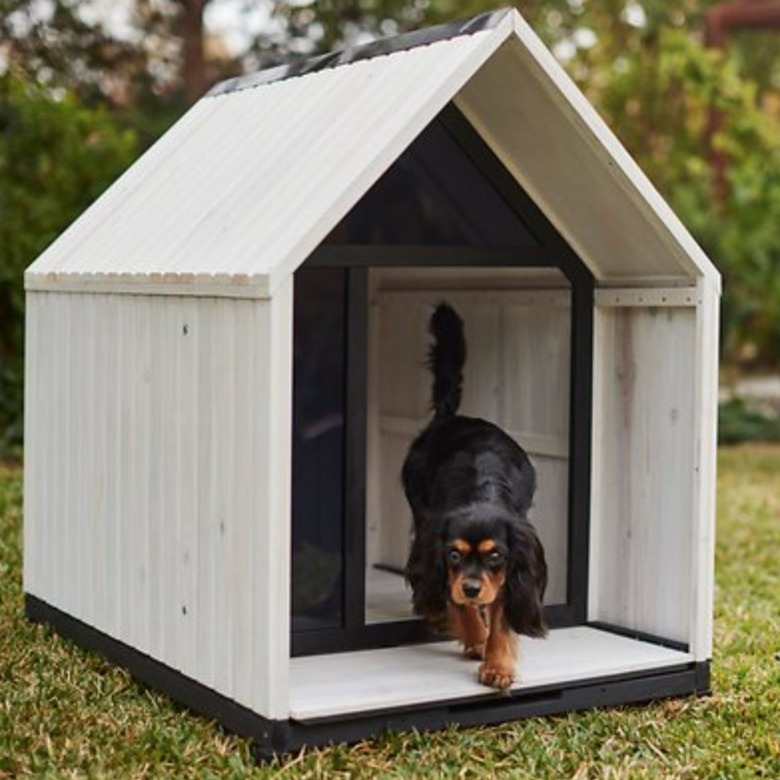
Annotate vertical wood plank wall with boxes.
[689,278,719,661]
[24,287,293,719]
[589,297,703,647]
[367,285,572,604]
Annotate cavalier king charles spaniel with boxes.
[403,303,548,690]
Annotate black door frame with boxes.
[292,105,593,657]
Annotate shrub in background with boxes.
[719,397,780,445]
[0,71,138,456]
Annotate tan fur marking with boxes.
[452,539,471,554]
[480,570,505,604]
[448,570,461,602]
[478,600,518,690]
[450,570,505,606]
[477,539,497,553]
[448,604,488,659]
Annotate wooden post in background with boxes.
[704,0,780,203]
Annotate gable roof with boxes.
[25,9,719,299]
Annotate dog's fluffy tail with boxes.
[428,303,466,420]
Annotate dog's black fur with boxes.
[403,303,548,641]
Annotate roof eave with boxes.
[24,270,273,299]
[508,12,722,291]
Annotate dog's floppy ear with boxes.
[503,519,548,638]
[405,516,448,621]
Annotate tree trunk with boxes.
[180,0,208,103]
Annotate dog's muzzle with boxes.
[462,579,483,600]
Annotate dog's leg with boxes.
[447,604,488,659]
[478,601,518,690]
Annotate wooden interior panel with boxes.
[457,303,503,420]
[366,271,572,612]
[377,301,428,419]
[503,302,571,443]
[375,431,416,571]
[531,456,569,604]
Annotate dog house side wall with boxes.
[588,281,718,657]
[24,284,294,719]
[689,276,719,660]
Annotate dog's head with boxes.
[407,506,548,637]
[446,531,508,608]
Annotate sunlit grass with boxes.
[1,448,778,778]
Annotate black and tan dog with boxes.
[403,303,547,690]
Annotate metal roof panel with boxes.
[25,9,719,297]
[26,26,510,297]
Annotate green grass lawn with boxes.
[1,447,779,779]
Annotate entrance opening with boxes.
[291,105,592,656]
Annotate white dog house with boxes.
[24,9,719,757]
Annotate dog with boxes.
[403,303,548,690]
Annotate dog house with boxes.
[24,9,719,757]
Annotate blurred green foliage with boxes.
[0,71,138,456]
[565,20,780,367]
[719,397,780,445]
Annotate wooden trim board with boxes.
[289,626,693,721]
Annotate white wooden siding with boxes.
[23,288,293,718]
[366,281,571,604]
[589,300,698,644]
[689,278,719,660]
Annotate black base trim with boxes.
[24,595,289,748]
[695,660,712,696]
[25,594,711,761]
[587,621,691,654]
[270,663,710,757]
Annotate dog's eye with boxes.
[486,550,503,567]
[448,550,462,566]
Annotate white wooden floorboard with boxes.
[289,626,692,721]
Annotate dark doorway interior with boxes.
[291,104,593,657]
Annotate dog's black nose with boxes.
[463,581,482,599]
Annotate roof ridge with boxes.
[207,8,513,97]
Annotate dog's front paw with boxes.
[463,641,486,660]
[478,662,515,690]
